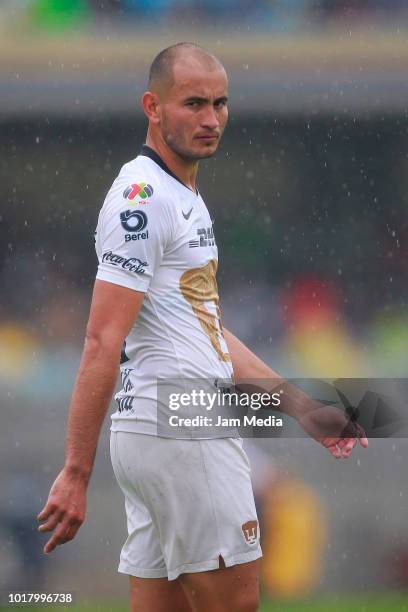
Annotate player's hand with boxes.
[298,404,369,458]
[37,468,87,554]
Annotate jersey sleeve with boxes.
[95,177,172,292]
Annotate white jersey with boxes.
[95,145,234,437]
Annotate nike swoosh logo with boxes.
[182,207,193,220]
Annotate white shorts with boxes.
[110,432,262,581]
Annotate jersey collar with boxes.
[139,144,198,196]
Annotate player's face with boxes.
[160,63,228,161]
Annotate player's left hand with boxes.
[298,404,369,458]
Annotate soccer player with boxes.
[37,43,368,612]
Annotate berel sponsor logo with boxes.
[125,231,149,242]
[120,210,148,233]
[102,251,148,275]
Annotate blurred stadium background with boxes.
[0,1,407,610]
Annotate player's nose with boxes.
[200,106,220,130]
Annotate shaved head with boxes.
[148,43,225,95]
[143,42,228,164]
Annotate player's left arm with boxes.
[223,328,368,458]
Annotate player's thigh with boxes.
[179,557,260,612]
[129,575,191,612]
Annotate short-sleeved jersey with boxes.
[95,145,233,437]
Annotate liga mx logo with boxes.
[123,182,154,201]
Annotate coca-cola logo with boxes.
[102,251,148,275]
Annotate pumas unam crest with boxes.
[123,182,154,202]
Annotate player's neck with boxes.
[145,134,198,194]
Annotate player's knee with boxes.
[231,588,259,612]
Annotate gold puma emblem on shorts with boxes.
[242,520,258,546]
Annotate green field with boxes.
[259,595,408,612]
[5,594,408,612]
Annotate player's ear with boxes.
[142,91,161,124]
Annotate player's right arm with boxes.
[38,170,170,553]
[37,280,144,554]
